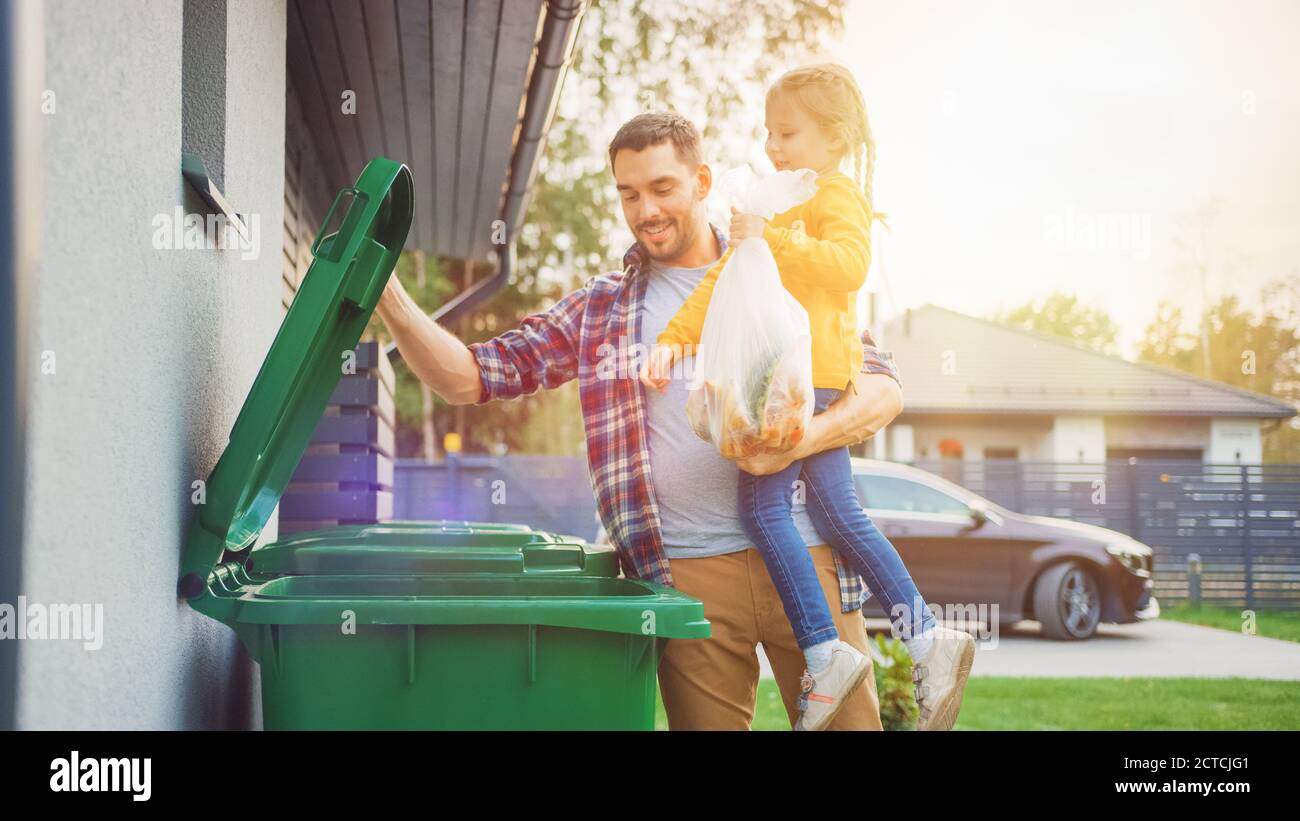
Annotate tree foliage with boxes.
[1137,277,1300,462]
[993,291,1121,354]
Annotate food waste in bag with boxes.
[685,166,818,460]
[686,337,813,459]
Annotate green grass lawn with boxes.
[654,676,1300,730]
[1160,603,1300,643]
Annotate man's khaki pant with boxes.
[658,545,883,730]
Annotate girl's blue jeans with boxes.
[738,386,937,650]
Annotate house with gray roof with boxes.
[869,304,1297,465]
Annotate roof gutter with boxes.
[388,0,586,362]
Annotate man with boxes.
[378,111,909,730]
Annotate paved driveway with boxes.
[756,618,1300,681]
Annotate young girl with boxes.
[641,64,974,731]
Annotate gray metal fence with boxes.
[394,455,601,543]
[913,459,1300,611]
[391,456,1300,611]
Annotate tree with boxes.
[992,291,1121,354]
[370,0,850,457]
[1136,301,1199,374]
[1137,277,1300,462]
[1171,198,1227,378]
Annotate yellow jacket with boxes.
[657,171,872,390]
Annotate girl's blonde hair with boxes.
[767,63,884,224]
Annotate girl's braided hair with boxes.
[767,63,884,225]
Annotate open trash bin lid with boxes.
[179,158,414,595]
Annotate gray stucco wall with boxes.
[18,0,286,729]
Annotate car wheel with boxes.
[1033,561,1101,640]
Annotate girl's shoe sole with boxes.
[919,636,975,731]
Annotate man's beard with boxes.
[639,216,697,264]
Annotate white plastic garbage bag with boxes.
[686,166,819,460]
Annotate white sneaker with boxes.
[793,640,872,731]
[912,626,976,731]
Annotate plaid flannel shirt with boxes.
[467,227,902,612]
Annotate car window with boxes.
[855,475,970,515]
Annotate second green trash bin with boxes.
[178,158,710,730]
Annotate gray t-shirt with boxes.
[639,257,828,557]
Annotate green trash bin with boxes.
[178,158,709,730]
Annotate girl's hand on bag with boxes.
[728,207,767,242]
[639,344,676,393]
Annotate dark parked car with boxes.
[851,458,1159,640]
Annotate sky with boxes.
[811,0,1300,354]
